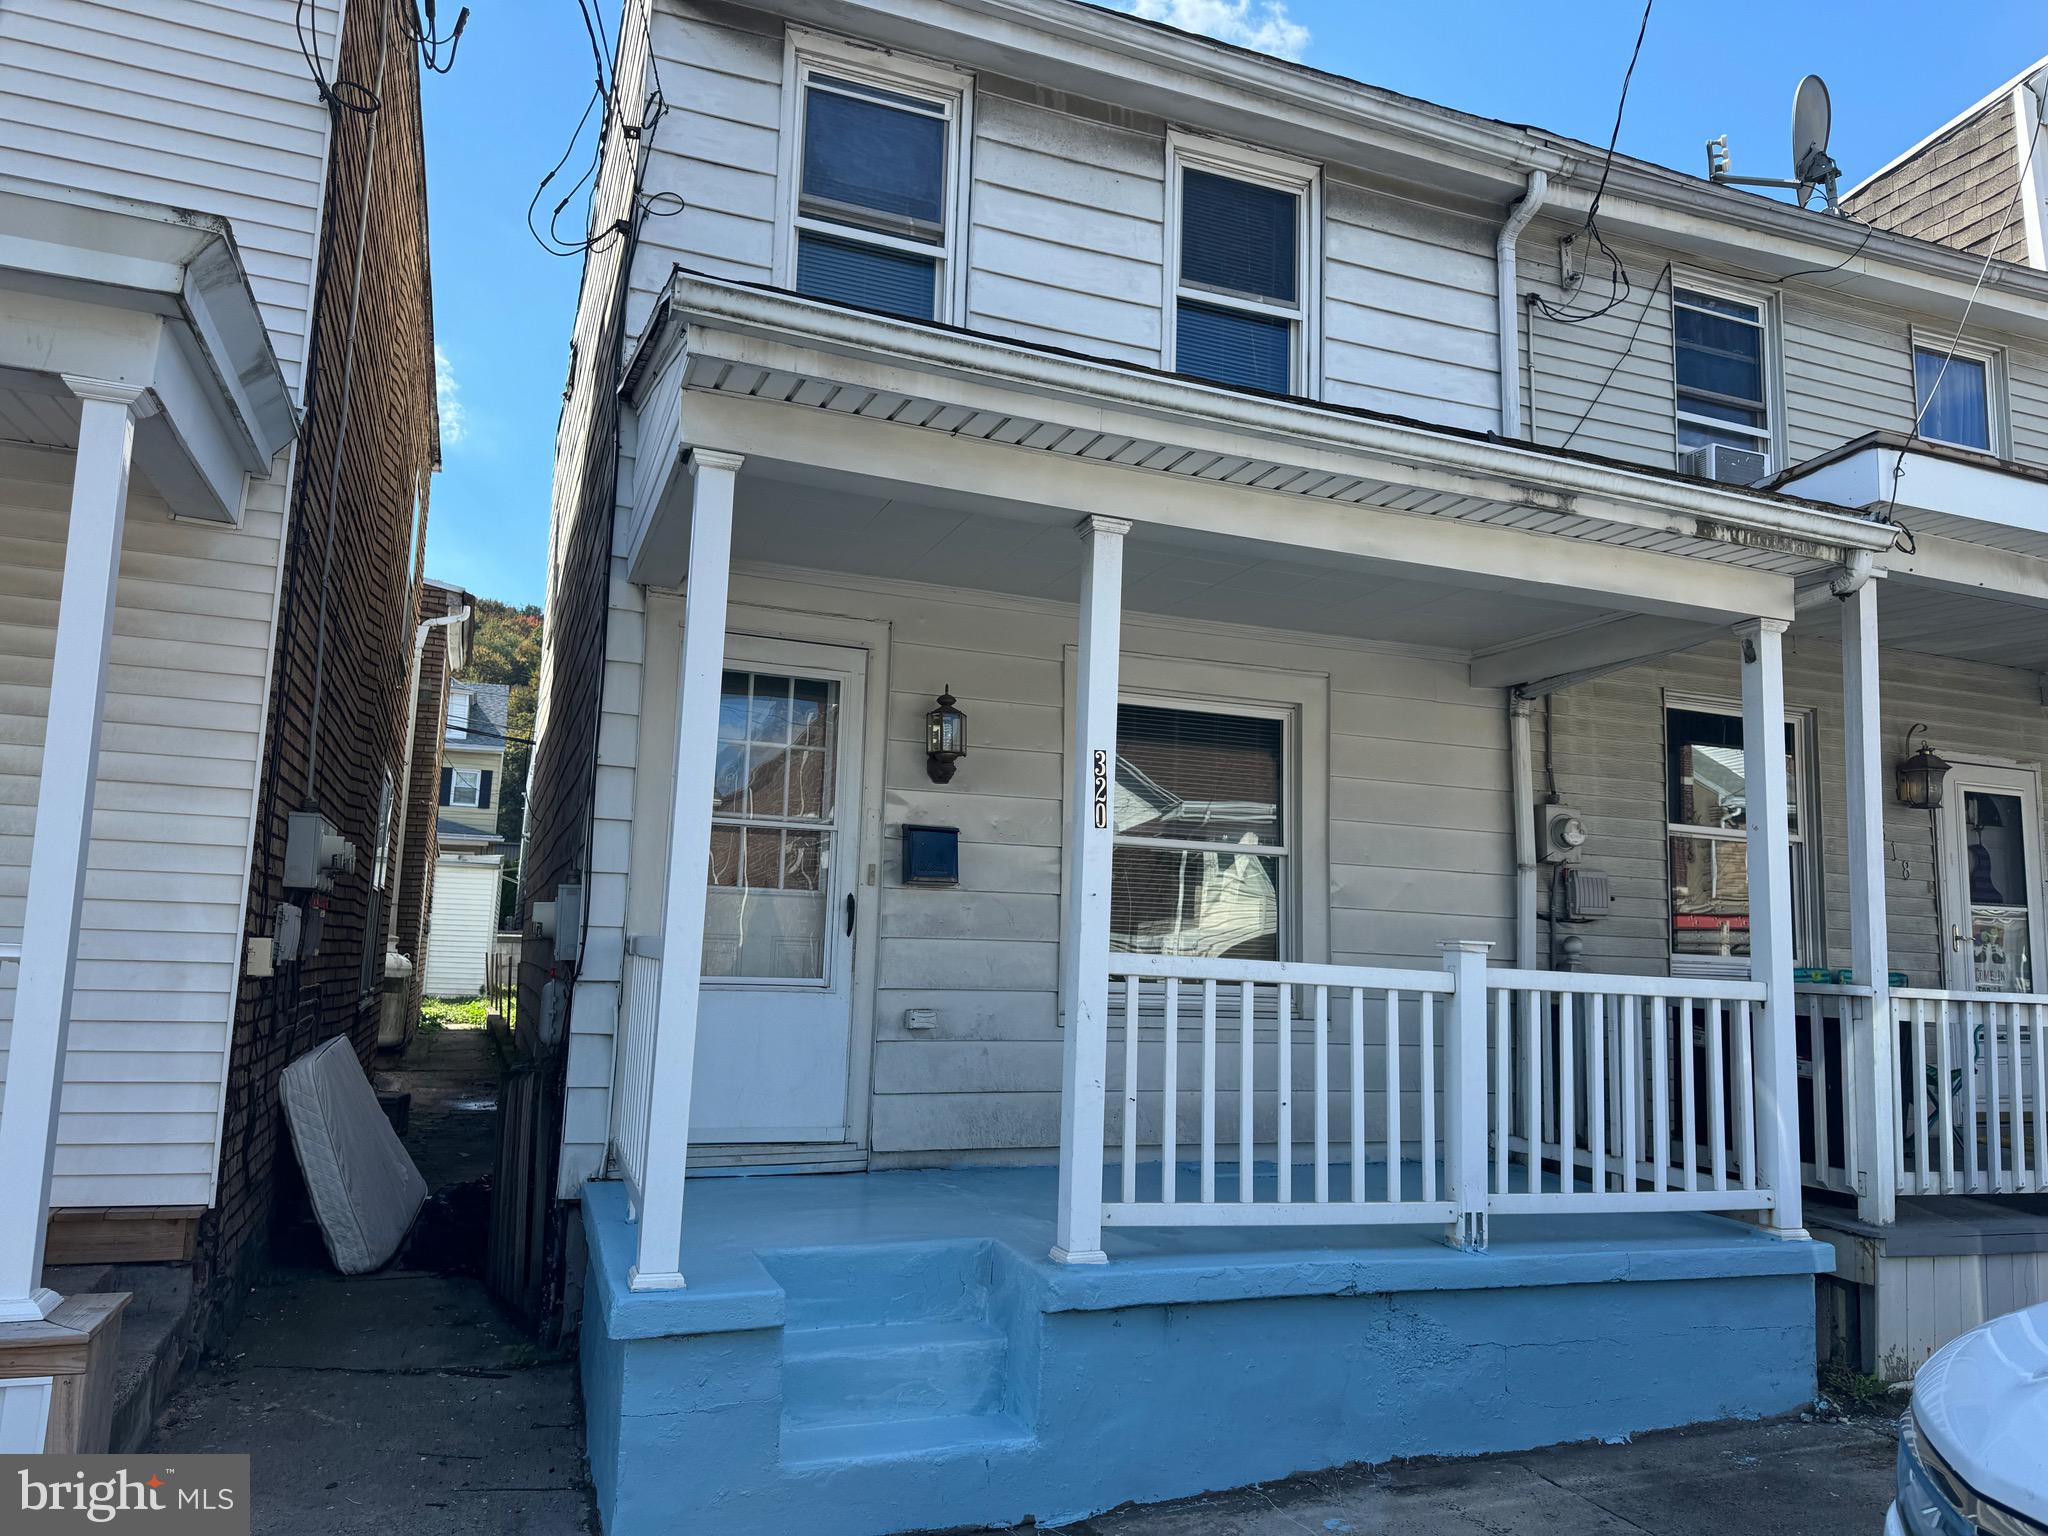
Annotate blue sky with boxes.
[419,0,2046,608]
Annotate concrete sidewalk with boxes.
[1051,1417,1900,1536]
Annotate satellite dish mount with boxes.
[1706,74,1843,213]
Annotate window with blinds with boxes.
[1111,701,1288,960]
[1169,143,1314,395]
[1674,286,1774,465]
[791,63,961,323]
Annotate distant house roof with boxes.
[437,814,497,846]
[446,680,509,751]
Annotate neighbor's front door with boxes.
[1937,762,2048,995]
[692,636,867,1145]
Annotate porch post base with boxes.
[0,1288,63,1325]
[627,1267,687,1292]
[1049,1246,1108,1266]
[1446,1213,1488,1252]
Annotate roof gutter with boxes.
[1496,170,1547,439]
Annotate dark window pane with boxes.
[801,80,944,237]
[1176,299,1291,393]
[1674,309,1764,407]
[1670,833,1751,958]
[1914,350,1990,450]
[1115,704,1282,844]
[1180,168,1297,303]
[796,231,936,320]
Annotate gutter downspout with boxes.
[1792,549,1878,611]
[386,608,471,971]
[1496,170,1549,439]
[1510,693,1539,968]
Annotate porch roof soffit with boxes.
[0,178,298,522]
[746,0,2048,339]
[636,277,1895,607]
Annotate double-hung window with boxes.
[787,43,966,324]
[449,767,481,809]
[1665,699,1819,970]
[1168,136,1317,396]
[1674,285,1774,466]
[1110,701,1289,961]
[1912,335,2003,453]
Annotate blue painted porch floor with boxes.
[592,1160,1825,1339]
[581,1166,1831,1536]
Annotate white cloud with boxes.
[1126,0,1309,61]
[435,343,468,448]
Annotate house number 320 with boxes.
[1091,750,1109,830]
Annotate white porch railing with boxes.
[610,937,663,1212]
[1893,989,2048,1197]
[1482,970,1776,1217]
[1795,983,1867,1199]
[1099,950,1786,1243]
[1102,956,1459,1229]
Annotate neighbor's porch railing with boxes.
[610,936,663,1213]
[1102,947,1787,1245]
[1892,989,2047,1196]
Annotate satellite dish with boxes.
[1707,71,1845,213]
[1792,74,1838,203]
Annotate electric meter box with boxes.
[284,811,358,892]
[1538,805,1589,864]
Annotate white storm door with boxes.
[692,637,866,1144]
[1936,763,2048,995]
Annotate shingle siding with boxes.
[1844,94,2030,264]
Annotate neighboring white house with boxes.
[523,5,2048,1531]
[424,679,509,997]
[0,0,439,1453]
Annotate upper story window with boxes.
[1167,134,1319,396]
[1912,336,2004,454]
[448,767,482,809]
[1673,285,1774,467]
[785,37,968,324]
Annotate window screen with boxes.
[1111,703,1286,960]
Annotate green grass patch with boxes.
[419,996,488,1032]
[1820,1360,1900,1415]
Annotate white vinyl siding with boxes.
[966,84,1167,367]
[0,441,289,1209]
[594,565,1514,1167]
[1551,631,2048,990]
[1781,295,1918,464]
[0,0,340,394]
[1322,177,1500,433]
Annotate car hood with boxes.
[1914,1299,2048,1518]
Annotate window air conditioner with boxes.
[1679,443,1769,486]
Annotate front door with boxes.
[1937,762,2048,994]
[692,637,867,1145]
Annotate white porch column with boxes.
[1052,514,1130,1265]
[0,380,144,1322]
[1841,581,1898,1225]
[1737,617,1804,1235]
[629,448,740,1291]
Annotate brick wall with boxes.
[196,0,438,1340]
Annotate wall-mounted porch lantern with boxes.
[1895,723,1952,810]
[926,687,966,783]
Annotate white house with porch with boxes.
[531,4,2048,1531]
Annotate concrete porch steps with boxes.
[770,1240,1034,1468]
